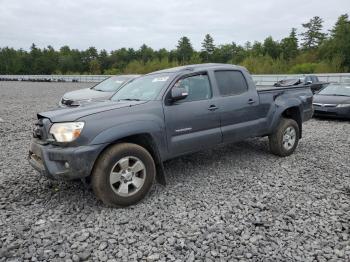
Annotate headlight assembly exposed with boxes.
[49,122,84,142]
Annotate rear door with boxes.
[163,72,222,157]
[213,70,266,143]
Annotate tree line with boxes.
[0,14,349,75]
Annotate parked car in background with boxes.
[29,63,313,207]
[274,75,328,93]
[313,83,350,119]
[59,75,140,107]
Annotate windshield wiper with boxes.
[323,94,349,97]
[118,98,142,101]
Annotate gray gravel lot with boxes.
[0,81,350,261]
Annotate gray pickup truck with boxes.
[29,64,313,207]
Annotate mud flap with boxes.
[155,161,166,186]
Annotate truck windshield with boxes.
[92,76,130,92]
[111,73,172,101]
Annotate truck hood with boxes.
[313,94,350,104]
[62,88,114,101]
[38,100,148,122]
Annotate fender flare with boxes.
[90,121,167,185]
[269,98,303,137]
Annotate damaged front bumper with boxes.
[28,139,106,180]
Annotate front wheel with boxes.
[92,143,156,207]
[269,118,300,157]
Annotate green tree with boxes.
[109,48,131,72]
[98,49,109,73]
[281,28,299,60]
[81,47,99,72]
[89,59,101,74]
[58,55,75,74]
[138,44,154,64]
[201,34,215,61]
[176,36,194,64]
[155,48,169,61]
[251,41,264,57]
[189,53,202,64]
[300,16,326,49]
[263,36,281,59]
[29,43,42,73]
[1,14,350,76]
[244,41,252,51]
[0,47,25,74]
[36,46,58,74]
[320,14,350,70]
[231,42,247,64]
[212,44,234,63]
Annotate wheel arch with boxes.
[281,106,302,138]
[91,133,166,186]
[270,99,303,139]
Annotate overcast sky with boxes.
[0,0,348,51]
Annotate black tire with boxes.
[269,118,300,157]
[91,143,156,207]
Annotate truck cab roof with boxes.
[149,63,247,75]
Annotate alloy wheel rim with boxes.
[282,126,296,151]
[109,156,146,197]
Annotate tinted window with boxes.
[215,71,248,96]
[175,74,212,102]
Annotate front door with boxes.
[163,73,222,157]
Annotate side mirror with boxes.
[171,87,188,102]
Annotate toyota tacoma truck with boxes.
[28,64,313,207]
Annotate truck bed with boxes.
[256,85,312,92]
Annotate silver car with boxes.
[59,75,140,107]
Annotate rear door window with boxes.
[214,70,248,96]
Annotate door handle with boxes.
[208,105,219,111]
[248,99,255,104]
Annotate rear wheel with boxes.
[92,143,156,207]
[269,118,299,157]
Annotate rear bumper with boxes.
[28,139,106,180]
[313,106,350,119]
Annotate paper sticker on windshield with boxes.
[115,80,124,84]
[152,76,169,82]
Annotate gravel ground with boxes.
[0,81,350,262]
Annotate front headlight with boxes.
[49,122,84,142]
[337,104,350,108]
